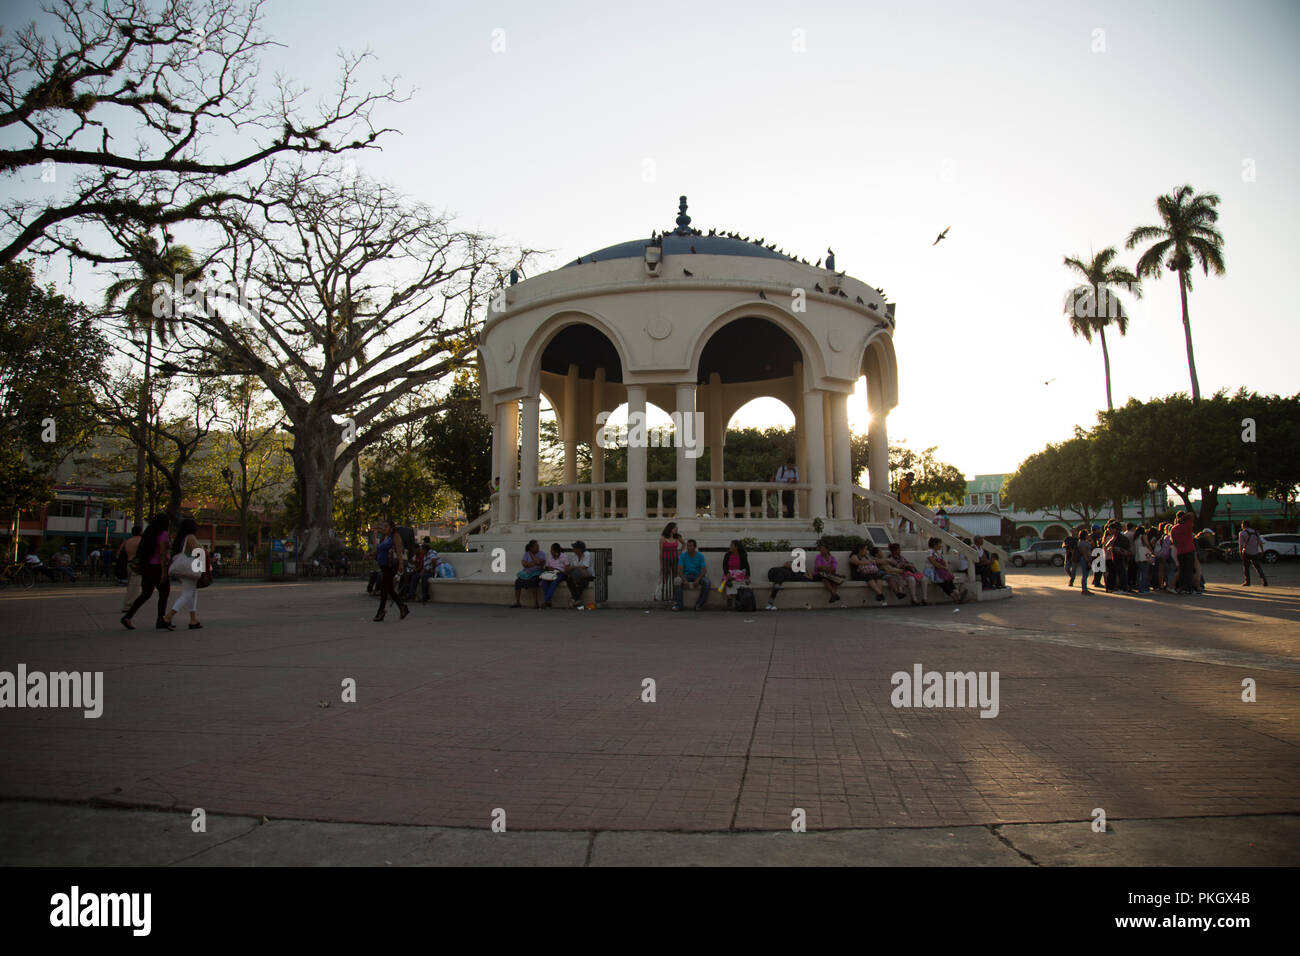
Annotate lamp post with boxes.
[1225,500,1232,538]
[1147,479,1160,519]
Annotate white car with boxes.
[1259,533,1300,563]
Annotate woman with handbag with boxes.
[539,542,568,608]
[162,517,206,630]
[121,514,172,630]
[510,539,546,608]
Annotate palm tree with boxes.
[1126,185,1225,401]
[1062,247,1141,411]
[103,234,202,525]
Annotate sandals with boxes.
[156,621,176,631]
[189,622,203,630]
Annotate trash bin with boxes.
[591,548,612,605]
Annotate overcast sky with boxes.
[9,0,1299,478]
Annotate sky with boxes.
[6,0,1299,478]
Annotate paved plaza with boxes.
[1,564,1298,865]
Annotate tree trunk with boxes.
[1099,325,1114,412]
[134,326,153,526]
[1196,486,1218,532]
[292,415,343,560]
[1178,269,1201,401]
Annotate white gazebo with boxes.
[452,197,996,604]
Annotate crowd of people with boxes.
[1063,513,1270,595]
[510,538,596,610]
[654,522,984,611]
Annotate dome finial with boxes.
[674,195,692,235]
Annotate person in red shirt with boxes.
[1169,512,1197,594]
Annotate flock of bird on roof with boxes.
[569,224,949,330]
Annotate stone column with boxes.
[563,363,579,518]
[802,387,827,521]
[708,372,723,518]
[626,385,647,520]
[867,377,890,523]
[674,383,697,522]
[591,368,606,518]
[831,391,852,520]
[520,396,540,524]
[823,391,835,516]
[500,400,518,525]
[792,361,806,518]
[489,417,502,523]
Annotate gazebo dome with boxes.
[564,196,800,267]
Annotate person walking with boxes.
[372,519,410,621]
[116,524,143,612]
[1239,521,1269,587]
[162,517,205,630]
[121,514,172,630]
[1075,525,1094,595]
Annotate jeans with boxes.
[675,574,710,608]
[1136,562,1150,592]
[1078,557,1092,591]
[1242,552,1267,584]
[1176,553,1196,592]
[541,573,565,603]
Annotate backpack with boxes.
[436,561,456,578]
[734,587,756,612]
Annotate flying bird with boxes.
[1044,377,1057,386]
[932,226,950,246]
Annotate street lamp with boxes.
[1225,500,1232,535]
[381,493,391,522]
[1147,479,1160,517]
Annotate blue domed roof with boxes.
[563,196,798,268]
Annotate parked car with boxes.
[1259,533,1300,563]
[1010,540,1065,567]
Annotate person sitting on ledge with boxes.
[813,540,844,604]
[511,539,546,608]
[673,539,710,611]
[849,543,890,604]
[564,540,595,608]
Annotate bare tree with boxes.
[0,0,402,265]
[171,172,531,557]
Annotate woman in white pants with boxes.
[163,517,205,630]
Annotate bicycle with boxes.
[0,562,36,589]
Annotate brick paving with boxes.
[1,565,1298,837]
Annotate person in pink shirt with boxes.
[121,513,173,630]
[813,541,843,605]
[1169,512,1197,594]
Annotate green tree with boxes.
[1062,248,1142,411]
[0,261,108,553]
[1004,434,1109,526]
[1126,185,1226,401]
[425,376,495,519]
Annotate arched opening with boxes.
[1042,525,1069,541]
[697,316,801,385]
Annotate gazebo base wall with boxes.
[434,521,1011,606]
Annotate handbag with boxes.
[168,552,199,580]
[539,570,559,582]
[821,572,846,586]
[197,550,214,589]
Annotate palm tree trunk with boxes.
[1099,325,1114,411]
[1177,269,1201,401]
[133,325,153,526]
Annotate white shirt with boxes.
[776,465,798,482]
[565,551,594,571]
